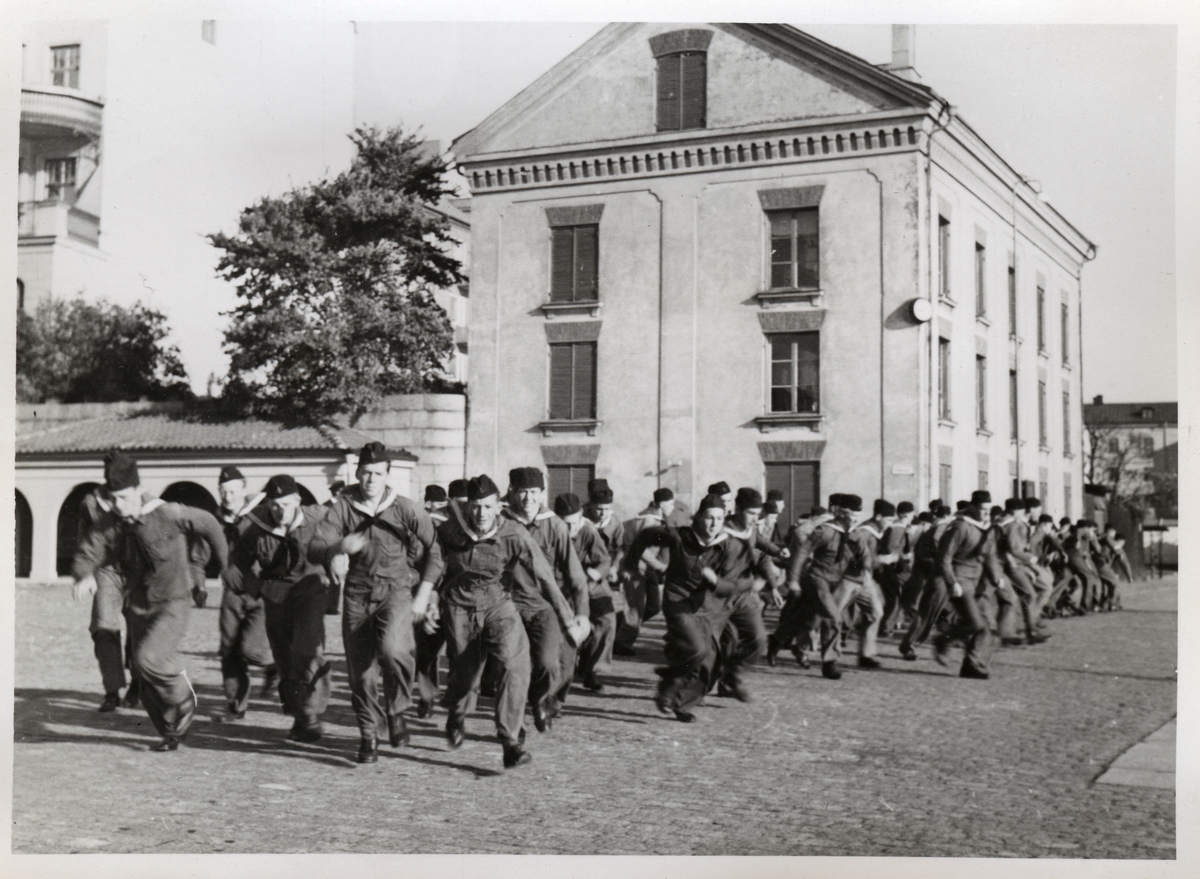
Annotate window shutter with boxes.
[573,342,597,419]
[549,344,574,419]
[764,464,791,516]
[575,226,598,301]
[792,462,819,515]
[547,466,571,499]
[550,228,574,302]
[656,54,681,130]
[679,52,706,129]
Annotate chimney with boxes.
[887,25,921,82]
[1093,395,1104,405]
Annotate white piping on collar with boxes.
[694,530,728,548]
[348,486,397,517]
[224,492,266,524]
[723,523,753,540]
[138,498,166,518]
[821,521,846,534]
[960,515,990,531]
[855,522,883,540]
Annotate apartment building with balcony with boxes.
[452,23,1095,515]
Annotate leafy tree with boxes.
[209,125,463,423]
[16,297,192,403]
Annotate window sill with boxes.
[755,413,823,433]
[1039,444,1052,454]
[939,418,957,428]
[538,419,600,437]
[976,428,993,437]
[1037,348,1049,359]
[1063,451,1075,459]
[939,296,957,308]
[755,289,823,308]
[976,315,991,327]
[1061,361,1072,371]
[541,300,600,319]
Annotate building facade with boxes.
[451,23,1095,516]
[1082,397,1177,521]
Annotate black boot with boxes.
[821,660,842,680]
[446,717,464,750]
[356,737,378,764]
[765,634,779,667]
[503,743,532,769]
[387,713,410,748]
[99,692,120,713]
[122,679,141,708]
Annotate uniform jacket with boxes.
[912,520,951,573]
[624,524,754,608]
[225,504,329,602]
[937,515,1004,587]
[71,489,133,580]
[589,509,625,574]
[570,519,613,599]
[844,521,891,582]
[787,519,866,587]
[311,485,444,598]
[995,517,1037,576]
[725,516,785,561]
[1029,527,1065,566]
[436,504,574,625]
[502,506,589,617]
[83,499,229,606]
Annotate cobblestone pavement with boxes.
[12,576,1176,857]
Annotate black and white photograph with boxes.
[3,1,1192,874]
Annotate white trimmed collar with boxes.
[855,522,884,540]
[693,529,728,548]
[133,497,166,521]
[223,492,266,524]
[960,515,990,531]
[347,485,397,517]
[723,523,753,540]
[246,505,305,537]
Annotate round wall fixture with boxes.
[909,298,933,322]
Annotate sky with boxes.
[9,7,1180,404]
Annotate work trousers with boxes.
[263,579,331,726]
[900,574,949,653]
[1067,559,1101,611]
[218,587,274,714]
[714,589,768,688]
[657,597,722,714]
[614,568,661,650]
[943,580,994,675]
[776,573,844,664]
[414,615,447,706]
[834,575,883,659]
[190,564,209,608]
[127,598,196,738]
[342,585,416,741]
[1002,564,1040,639]
[1096,564,1122,610]
[89,567,129,694]
[877,563,912,635]
[444,600,530,746]
[519,604,564,711]
[575,592,617,681]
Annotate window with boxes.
[1037,380,1048,447]
[547,465,594,500]
[1060,301,1070,363]
[45,157,76,202]
[1009,369,1018,440]
[202,20,216,44]
[1137,435,1155,457]
[939,463,953,504]
[1062,391,1071,450]
[1036,285,1046,351]
[978,470,989,491]
[769,333,820,414]
[1007,258,1017,337]
[1064,478,1072,517]
[1108,437,1121,453]
[938,337,951,420]
[974,242,987,317]
[548,341,596,420]
[975,355,988,431]
[769,209,819,290]
[765,462,819,519]
[51,44,80,89]
[17,278,25,312]
[656,51,706,131]
[550,225,598,302]
[938,216,951,300]
[1040,480,1049,503]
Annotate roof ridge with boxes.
[16,413,118,441]
[313,422,348,450]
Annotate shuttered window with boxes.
[45,157,76,202]
[765,462,819,519]
[1007,258,1017,337]
[1038,380,1048,447]
[550,225,599,302]
[1062,390,1071,450]
[769,332,819,414]
[974,242,987,317]
[1036,285,1047,351]
[939,464,953,505]
[1061,301,1070,364]
[1009,369,1019,440]
[769,208,819,289]
[547,465,595,501]
[656,51,706,131]
[549,342,597,420]
[52,44,80,89]
[938,338,951,420]
[975,355,988,431]
[938,216,951,300]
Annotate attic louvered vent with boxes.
[649,30,713,132]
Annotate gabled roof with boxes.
[16,412,417,459]
[1082,401,1177,427]
[451,22,938,160]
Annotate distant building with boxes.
[1082,396,1177,521]
[452,23,1095,515]
[14,401,415,582]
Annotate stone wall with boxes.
[351,393,467,499]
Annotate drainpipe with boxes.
[862,169,886,497]
[923,100,953,505]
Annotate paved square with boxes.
[13,577,1176,857]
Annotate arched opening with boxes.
[15,490,33,578]
[161,481,221,576]
[57,482,102,576]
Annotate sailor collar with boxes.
[503,505,555,526]
[223,492,266,525]
[347,485,398,517]
[451,502,500,543]
[246,505,307,537]
[960,514,990,531]
[820,520,847,535]
[855,522,884,540]
[691,528,728,549]
[723,522,754,541]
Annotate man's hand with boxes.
[877,553,899,566]
[786,581,802,597]
[586,567,603,583]
[329,553,350,586]
[700,566,718,586]
[565,615,591,648]
[73,574,97,604]
[950,581,964,599]
[340,531,370,555]
[769,588,785,609]
[779,548,791,560]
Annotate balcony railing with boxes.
[18,200,100,246]
[20,85,104,141]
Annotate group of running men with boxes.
[70,442,1131,769]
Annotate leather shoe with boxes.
[821,661,842,680]
[503,743,532,769]
[387,714,410,748]
[582,673,604,693]
[416,699,433,719]
[356,738,378,763]
[960,666,990,680]
[532,701,552,733]
[99,692,120,713]
[900,646,917,661]
[446,719,464,750]
[765,635,779,667]
[1000,636,1025,647]
[674,710,697,723]
[857,656,882,670]
[933,635,951,667]
[290,719,323,743]
[122,680,141,708]
[150,736,180,752]
[792,647,811,669]
[260,666,279,699]
[1026,633,1051,645]
[612,643,637,657]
